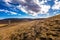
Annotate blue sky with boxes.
[0,0,60,19]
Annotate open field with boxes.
[0,15,60,40]
[0,24,7,27]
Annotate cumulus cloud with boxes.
[52,0,60,10]
[3,0,51,16]
[39,5,50,14]
[0,9,17,15]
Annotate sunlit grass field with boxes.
[0,15,60,40]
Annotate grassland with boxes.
[0,15,60,40]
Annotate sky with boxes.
[0,0,60,19]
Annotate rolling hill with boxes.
[0,15,60,40]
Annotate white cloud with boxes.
[39,5,50,14]
[17,5,28,13]
[3,0,51,16]
[3,0,11,6]
[4,0,11,2]
[52,0,60,10]
[17,0,51,16]
[10,12,17,15]
[0,9,17,15]
[0,9,9,13]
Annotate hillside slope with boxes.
[0,15,60,40]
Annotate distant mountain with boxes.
[0,14,60,24]
[0,18,32,24]
[0,18,45,24]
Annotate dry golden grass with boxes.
[0,24,7,27]
[0,15,60,40]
